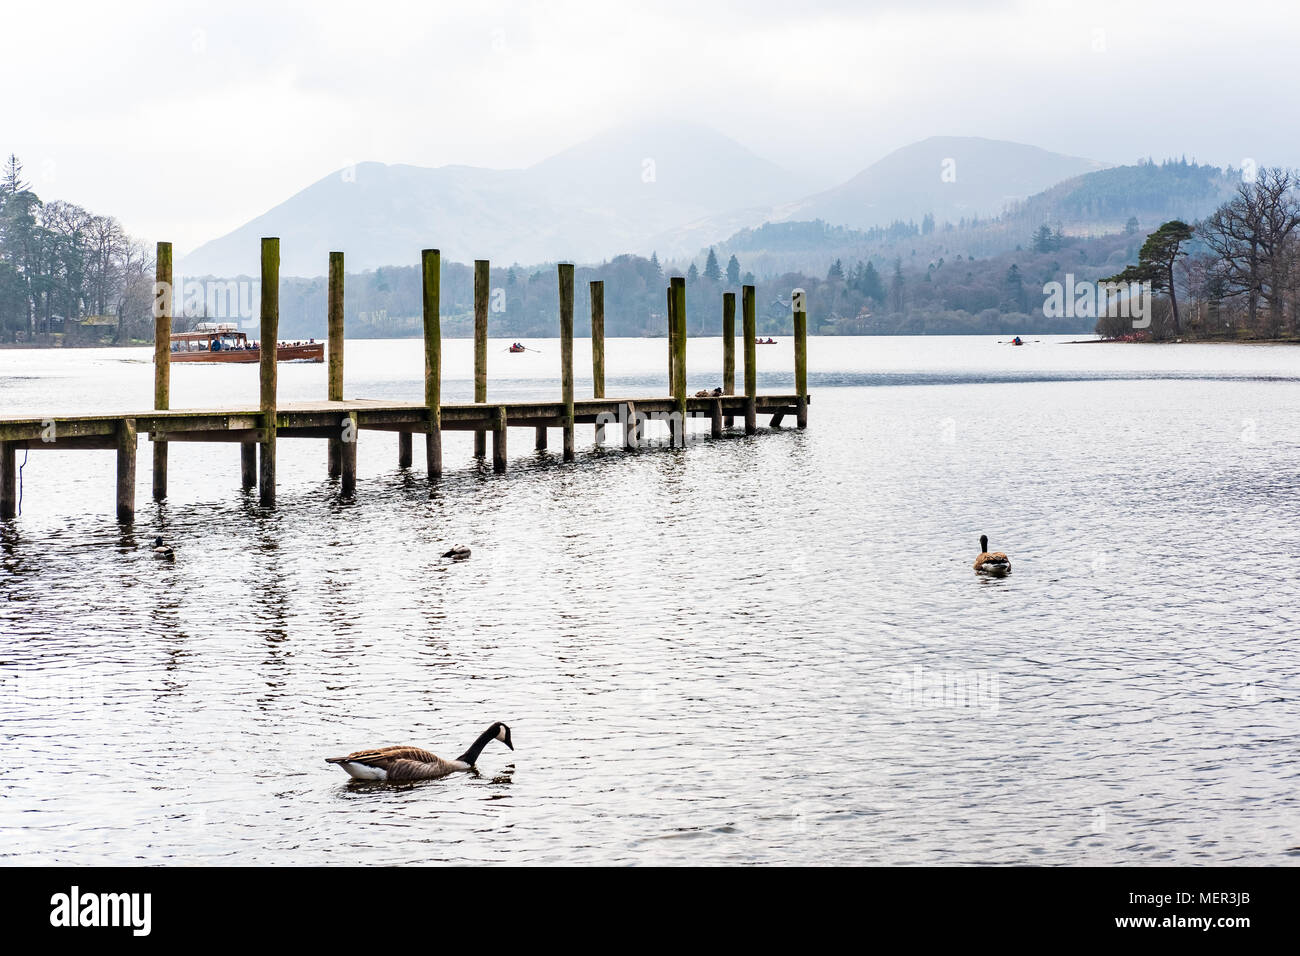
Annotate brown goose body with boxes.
[326,722,513,782]
[325,746,468,782]
[973,535,1011,576]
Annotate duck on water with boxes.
[326,722,513,782]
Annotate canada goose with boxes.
[973,534,1011,576]
[326,722,513,782]
[441,545,471,561]
[152,536,174,560]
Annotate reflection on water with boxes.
[1,337,1298,864]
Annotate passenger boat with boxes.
[755,337,778,345]
[167,323,324,363]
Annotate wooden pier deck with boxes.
[0,241,810,521]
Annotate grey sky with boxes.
[4,0,1295,250]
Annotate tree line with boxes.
[1097,167,1300,340]
[0,154,155,345]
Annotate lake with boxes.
[1,335,1297,865]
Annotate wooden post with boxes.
[722,291,736,428]
[241,443,256,489]
[671,276,687,447]
[535,426,547,450]
[742,283,757,435]
[793,288,808,428]
[591,280,605,444]
[152,241,171,500]
[473,259,490,458]
[666,286,676,391]
[327,251,345,476]
[422,249,442,479]
[341,411,357,495]
[116,418,136,523]
[398,432,412,468]
[0,443,15,519]
[259,237,279,506]
[492,405,508,473]
[624,401,638,450]
[558,263,575,462]
[710,397,723,438]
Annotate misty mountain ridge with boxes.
[181,126,1222,280]
[180,122,811,276]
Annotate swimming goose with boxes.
[441,545,471,561]
[973,534,1011,576]
[326,722,513,782]
[152,536,175,560]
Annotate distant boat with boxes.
[755,337,777,345]
[508,343,527,353]
[166,323,323,363]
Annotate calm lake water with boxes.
[1,335,1298,865]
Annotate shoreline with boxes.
[1070,338,1300,346]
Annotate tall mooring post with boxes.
[670,276,687,447]
[722,291,736,429]
[327,251,345,477]
[473,259,490,458]
[259,237,279,506]
[590,280,605,443]
[742,284,757,435]
[559,263,575,462]
[793,287,808,428]
[422,249,442,479]
[152,241,172,501]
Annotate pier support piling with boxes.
[398,432,412,469]
[535,426,547,450]
[116,418,137,523]
[624,401,638,450]
[152,241,172,501]
[422,249,443,479]
[559,264,575,462]
[340,412,358,495]
[473,259,490,458]
[591,280,605,444]
[742,284,757,435]
[711,397,723,438]
[259,237,279,506]
[1,443,15,519]
[327,251,345,477]
[493,406,508,473]
[722,291,736,429]
[241,443,257,489]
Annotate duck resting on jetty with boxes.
[973,535,1011,576]
[326,722,514,782]
[694,387,724,398]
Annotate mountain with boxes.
[696,159,1236,278]
[782,136,1108,229]
[644,136,1109,256]
[179,122,809,277]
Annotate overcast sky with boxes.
[4,0,1296,250]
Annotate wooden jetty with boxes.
[0,239,810,522]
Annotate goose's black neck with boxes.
[980,535,988,552]
[457,726,498,766]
